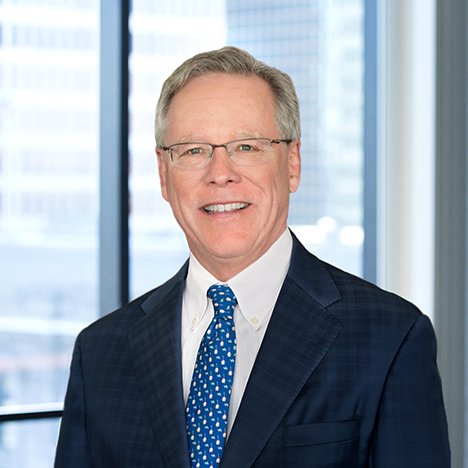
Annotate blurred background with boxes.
[0,0,466,466]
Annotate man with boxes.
[55,47,450,467]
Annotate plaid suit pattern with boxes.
[55,233,450,468]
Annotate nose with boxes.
[203,146,241,186]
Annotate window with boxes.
[0,0,99,466]
[128,0,365,300]
[0,0,372,466]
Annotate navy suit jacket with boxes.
[55,234,450,467]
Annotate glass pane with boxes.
[0,419,60,468]
[129,0,364,299]
[0,0,99,464]
[129,0,226,296]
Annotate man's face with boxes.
[156,73,301,280]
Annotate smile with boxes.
[203,202,249,213]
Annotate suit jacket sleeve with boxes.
[369,314,450,467]
[54,333,92,468]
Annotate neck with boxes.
[197,256,257,282]
[190,230,287,282]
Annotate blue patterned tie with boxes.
[186,284,237,468]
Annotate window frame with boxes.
[0,0,131,425]
[1,0,404,455]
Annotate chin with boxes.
[207,241,249,258]
[208,239,261,263]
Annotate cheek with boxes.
[270,170,294,214]
[270,166,292,200]
[165,173,197,213]
[247,165,288,207]
[166,182,184,212]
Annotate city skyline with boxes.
[0,1,364,465]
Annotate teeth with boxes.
[204,202,248,213]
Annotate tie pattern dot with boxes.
[186,284,237,468]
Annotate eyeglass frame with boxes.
[160,138,293,170]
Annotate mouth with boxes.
[203,202,249,213]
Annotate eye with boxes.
[178,145,206,158]
[233,141,262,153]
[239,144,253,152]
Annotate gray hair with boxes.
[155,46,301,147]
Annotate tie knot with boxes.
[207,284,237,317]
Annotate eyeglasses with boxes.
[161,138,292,170]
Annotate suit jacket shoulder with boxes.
[289,233,422,335]
[55,260,191,468]
[78,260,189,344]
[231,233,449,468]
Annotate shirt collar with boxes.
[184,254,218,330]
[184,229,293,331]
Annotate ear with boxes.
[156,147,169,202]
[288,140,301,193]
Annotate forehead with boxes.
[173,72,274,105]
[166,73,279,142]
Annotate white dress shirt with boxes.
[181,228,293,435]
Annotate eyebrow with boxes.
[176,135,202,144]
[236,131,262,139]
[175,132,262,144]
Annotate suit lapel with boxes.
[220,235,342,468]
[128,262,191,468]
[126,235,342,468]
